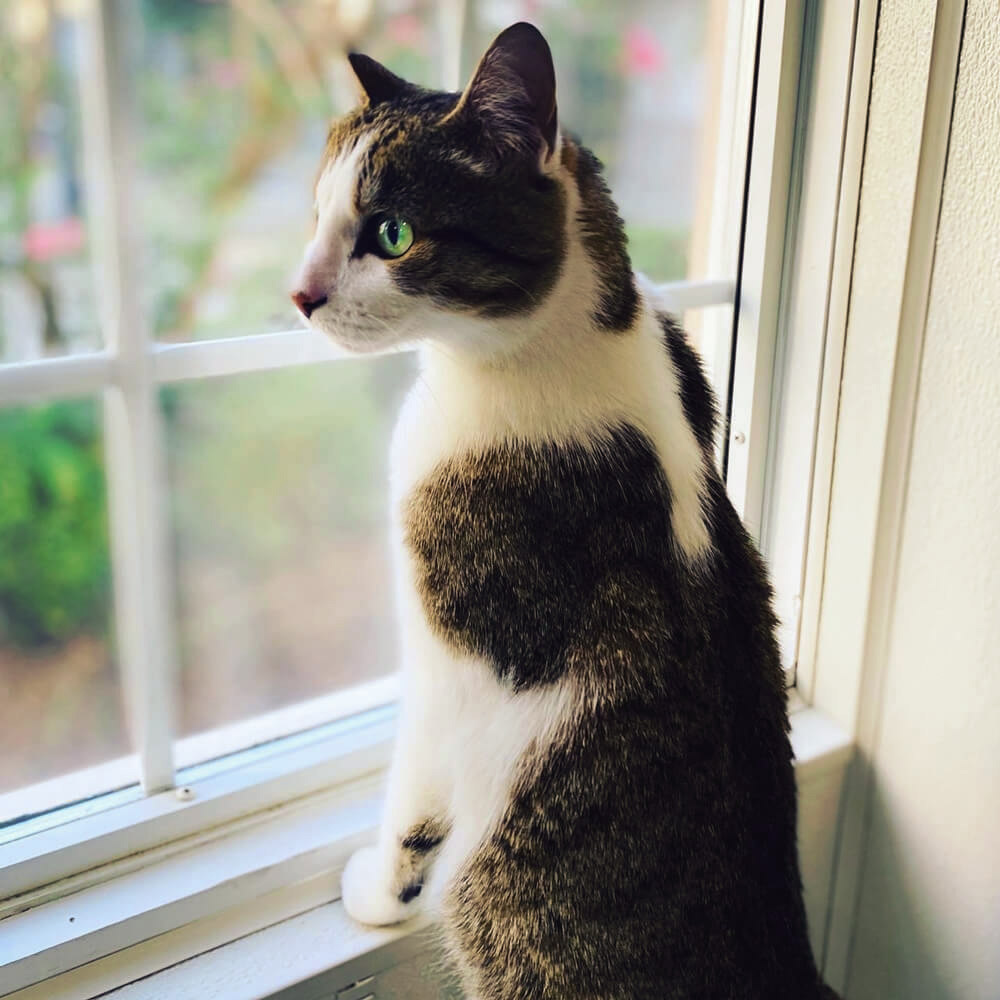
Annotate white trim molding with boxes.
[1,779,384,996]
[808,0,968,989]
[794,0,880,705]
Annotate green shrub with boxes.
[0,402,110,648]
[625,226,689,283]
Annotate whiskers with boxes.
[323,304,410,354]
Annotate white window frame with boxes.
[0,0,863,994]
[802,3,968,990]
[746,0,870,679]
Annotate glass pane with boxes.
[132,1,730,342]
[164,356,412,747]
[0,5,101,362]
[133,1,440,342]
[466,0,731,283]
[0,399,132,823]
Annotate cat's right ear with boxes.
[453,22,560,169]
[347,52,408,107]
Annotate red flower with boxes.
[23,218,85,262]
[623,25,664,77]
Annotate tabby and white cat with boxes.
[292,22,837,1000]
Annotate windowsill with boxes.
[38,896,434,1000]
[2,705,853,1000]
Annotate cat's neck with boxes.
[394,293,712,561]
[416,294,654,442]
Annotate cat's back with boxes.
[394,314,825,998]
[421,462,817,998]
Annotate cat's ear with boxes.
[347,52,408,107]
[455,22,559,167]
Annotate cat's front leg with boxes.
[341,700,450,926]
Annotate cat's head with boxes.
[291,22,634,358]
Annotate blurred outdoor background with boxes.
[0,0,726,797]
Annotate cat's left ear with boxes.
[348,52,408,107]
[455,22,559,168]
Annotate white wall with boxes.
[835,1,1000,996]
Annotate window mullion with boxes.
[698,0,759,415]
[80,0,177,794]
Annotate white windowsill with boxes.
[1,705,852,1000]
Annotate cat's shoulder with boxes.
[656,311,720,455]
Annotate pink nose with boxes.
[291,290,328,319]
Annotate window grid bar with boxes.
[436,0,468,90]
[152,328,363,384]
[153,280,735,384]
[0,280,736,402]
[0,352,115,406]
[80,0,177,794]
[644,278,736,314]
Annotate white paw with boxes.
[341,846,417,927]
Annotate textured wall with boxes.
[845,1,1000,997]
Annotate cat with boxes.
[291,21,838,1000]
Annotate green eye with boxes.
[376,217,414,258]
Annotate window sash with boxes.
[0,0,772,918]
[0,0,745,818]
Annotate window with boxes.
[0,0,826,991]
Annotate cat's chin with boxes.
[302,314,407,355]
[323,331,399,355]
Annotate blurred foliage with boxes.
[136,3,303,338]
[626,226,688,283]
[142,0,228,35]
[0,8,89,352]
[0,402,109,647]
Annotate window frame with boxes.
[0,0,863,992]
[1,0,745,828]
[750,0,868,678]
